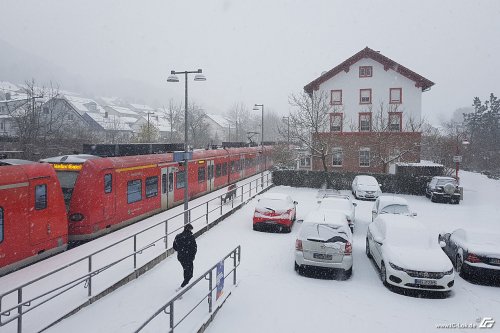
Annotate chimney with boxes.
[5,93,11,100]
[104,111,108,118]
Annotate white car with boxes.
[352,175,382,200]
[317,193,357,232]
[371,196,416,222]
[295,210,353,278]
[366,215,454,292]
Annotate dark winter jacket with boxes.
[173,230,197,262]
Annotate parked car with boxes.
[371,196,416,222]
[295,210,353,278]
[425,176,461,204]
[439,229,500,280]
[253,192,297,232]
[317,192,357,232]
[351,175,382,200]
[366,215,454,293]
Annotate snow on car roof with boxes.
[304,209,348,226]
[356,175,378,184]
[378,196,408,207]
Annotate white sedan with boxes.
[371,195,416,221]
[295,210,353,278]
[352,175,382,200]
[366,215,454,293]
[317,194,357,232]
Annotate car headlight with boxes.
[389,262,404,271]
[444,268,453,275]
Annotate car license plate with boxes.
[490,258,500,265]
[313,253,333,260]
[415,279,437,286]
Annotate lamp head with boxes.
[167,74,179,83]
[194,74,206,81]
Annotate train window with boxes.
[104,174,112,193]
[222,163,227,176]
[198,167,205,182]
[230,161,235,173]
[162,174,167,194]
[127,179,142,204]
[146,176,158,198]
[35,184,47,210]
[0,207,3,243]
[176,171,185,189]
[216,164,221,177]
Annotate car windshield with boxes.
[380,204,410,215]
[436,179,457,186]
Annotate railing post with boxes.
[208,271,213,313]
[170,302,174,333]
[165,219,169,250]
[88,256,92,297]
[233,249,237,285]
[17,288,22,333]
[206,202,209,226]
[133,234,137,269]
[241,185,243,203]
[220,195,223,215]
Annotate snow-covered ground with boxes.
[8,171,500,333]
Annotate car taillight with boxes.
[69,213,84,222]
[466,253,481,263]
[344,242,352,255]
[295,239,303,251]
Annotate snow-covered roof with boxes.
[0,81,20,92]
[129,103,156,112]
[136,115,172,132]
[63,95,106,115]
[84,112,133,131]
[40,154,101,164]
[106,105,139,116]
[396,160,443,167]
[206,114,231,128]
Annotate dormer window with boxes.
[359,66,373,78]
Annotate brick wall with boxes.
[312,132,421,173]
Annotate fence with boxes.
[134,246,241,333]
[0,172,272,333]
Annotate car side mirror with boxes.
[296,219,304,223]
[411,212,417,217]
[371,209,376,214]
[374,237,384,245]
[293,201,298,205]
[439,241,446,248]
[353,203,357,207]
[317,200,321,204]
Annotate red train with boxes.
[0,146,272,275]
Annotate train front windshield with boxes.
[54,171,80,209]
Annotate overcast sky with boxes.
[1,0,499,124]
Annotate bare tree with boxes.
[227,102,251,142]
[161,99,183,143]
[288,90,332,173]
[177,102,210,148]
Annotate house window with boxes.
[35,184,47,210]
[176,171,185,189]
[104,173,112,193]
[360,89,372,104]
[127,179,142,203]
[330,113,343,132]
[389,112,402,132]
[146,176,158,198]
[389,148,401,163]
[390,88,402,104]
[359,113,372,132]
[359,66,373,78]
[331,90,342,105]
[198,166,206,182]
[332,148,343,166]
[359,148,370,167]
[299,156,311,168]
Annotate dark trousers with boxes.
[180,259,194,287]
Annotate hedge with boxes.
[272,170,433,196]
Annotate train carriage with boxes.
[0,161,67,275]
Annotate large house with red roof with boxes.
[304,47,434,173]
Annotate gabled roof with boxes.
[304,47,434,94]
[205,114,231,128]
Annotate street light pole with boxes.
[167,69,206,224]
[146,111,154,142]
[253,104,264,188]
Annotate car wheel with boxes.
[252,225,258,231]
[294,261,299,272]
[341,268,352,280]
[380,262,388,286]
[366,238,372,259]
[350,226,354,234]
[284,225,292,233]
[425,191,430,198]
[430,193,437,203]
[354,191,359,200]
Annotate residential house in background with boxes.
[304,47,434,173]
[204,113,232,144]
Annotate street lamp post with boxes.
[253,104,264,188]
[455,137,470,181]
[146,111,154,142]
[167,69,206,224]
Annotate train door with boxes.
[239,156,244,178]
[29,178,50,245]
[207,160,215,191]
[161,167,175,210]
[103,171,115,221]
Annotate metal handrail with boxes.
[0,171,271,333]
[134,245,242,333]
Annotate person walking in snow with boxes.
[173,224,197,290]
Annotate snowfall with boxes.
[1,170,500,333]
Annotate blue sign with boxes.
[173,151,193,162]
[216,260,224,300]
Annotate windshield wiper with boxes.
[264,207,276,213]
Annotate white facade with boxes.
[319,58,423,131]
